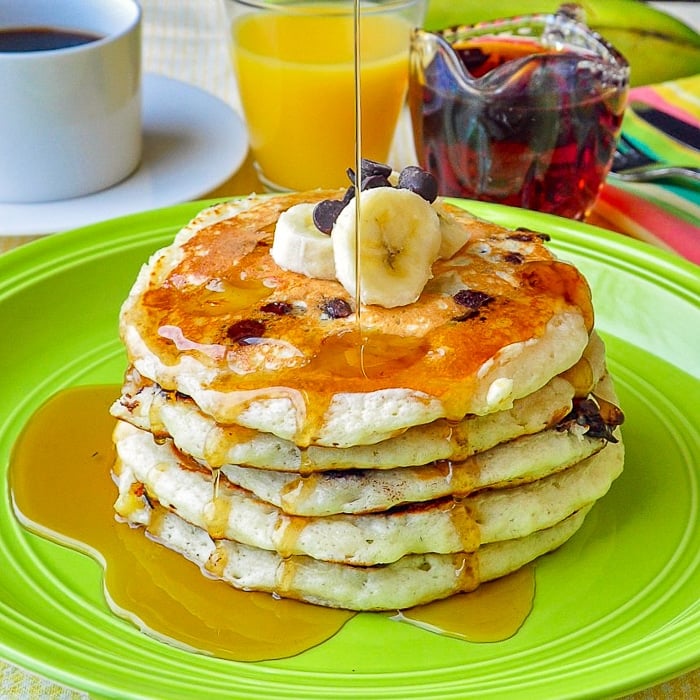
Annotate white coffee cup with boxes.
[0,0,142,203]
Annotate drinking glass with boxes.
[222,0,426,191]
[0,0,141,203]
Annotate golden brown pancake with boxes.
[113,419,622,565]
[111,330,607,474]
[111,190,624,612]
[118,193,594,446]
[125,499,595,611]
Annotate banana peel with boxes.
[423,0,700,87]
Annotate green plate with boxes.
[0,200,698,700]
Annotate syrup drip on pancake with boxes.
[205,468,228,535]
[308,329,430,379]
[134,192,594,446]
[9,385,537,659]
[352,0,366,377]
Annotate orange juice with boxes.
[232,7,412,190]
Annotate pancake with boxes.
[110,330,606,473]
[218,372,622,517]
[111,371,574,471]
[111,184,625,613]
[127,500,592,611]
[220,425,609,516]
[113,420,623,566]
[117,193,594,447]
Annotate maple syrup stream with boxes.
[8,1,534,662]
[353,0,369,377]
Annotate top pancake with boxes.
[119,192,594,447]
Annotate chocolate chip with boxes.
[321,298,352,319]
[504,252,524,264]
[362,173,392,190]
[514,227,550,242]
[341,185,355,205]
[361,158,393,179]
[347,159,393,190]
[453,289,494,309]
[313,199,345,234]
[556,396,624,442]
[397,166,438,203]
[226,319,266,344]
[260,301,293,316]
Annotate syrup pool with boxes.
[9,385,535,661]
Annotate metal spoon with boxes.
[610,134,700,183]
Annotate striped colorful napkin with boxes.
[591,74,700,265]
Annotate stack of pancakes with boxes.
[110,191,624,611]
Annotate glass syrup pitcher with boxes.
[408,7,630,220]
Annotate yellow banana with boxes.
[271,203,336,280]
[332,188,442,308]
[433,199,471,259]
[423,0,700,87]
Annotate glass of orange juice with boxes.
[222,0,426,191]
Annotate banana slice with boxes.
[332,188,441,308]
[271,203,336,280]
[433,198,471,259]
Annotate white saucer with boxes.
[0,74,248,236]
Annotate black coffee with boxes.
[0,27,102,52]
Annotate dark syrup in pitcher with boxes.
[409,37,627,220]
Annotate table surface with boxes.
[1,1,698,698]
